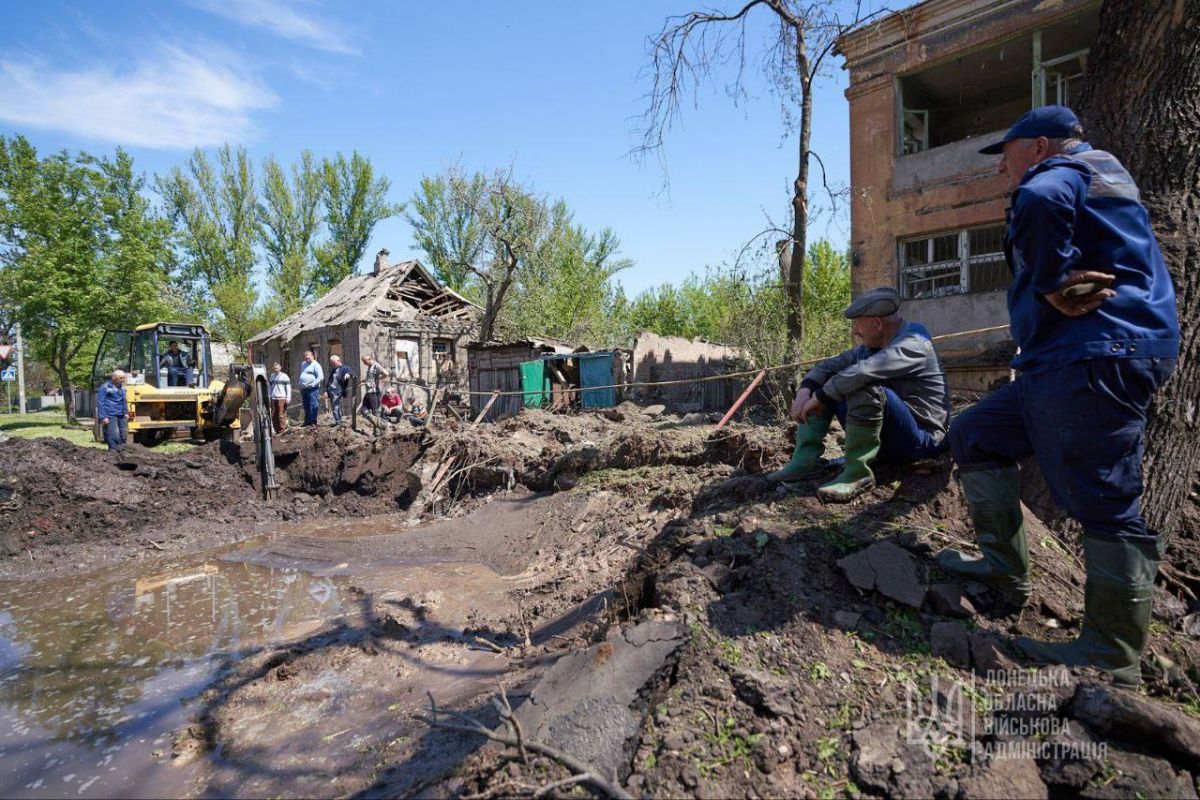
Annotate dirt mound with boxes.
[448,455,1200,799]
[264,424,425,513]
[0,437,271,572]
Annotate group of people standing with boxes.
[267,351,427,433]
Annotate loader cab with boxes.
[92,323,214,390]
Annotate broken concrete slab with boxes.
[511,619,684,782]
[960,755,1048,800]
[837,540,927,609]
[927,582,977,619]
[1066,682,1200,771]
[931,621,971,668]
[641,404,666,418]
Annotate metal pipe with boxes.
[715,369,766,431]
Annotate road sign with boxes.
[0,344,11,361]
[1,366,15,382]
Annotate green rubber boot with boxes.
[767,413,832,482]
[1016,535,1160,686]
[816,422,881,503]
[934,466,1031,609]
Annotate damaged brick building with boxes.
[837,0,1100,387]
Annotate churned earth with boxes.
[1,403,1198,798]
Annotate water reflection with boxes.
[0,547,357,797]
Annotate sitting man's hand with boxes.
[798,395,824,423]
[789,387,812,421]
[1044,270,1116,317]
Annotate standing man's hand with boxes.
[798,395,824,423]
[101,417,109,425]
[789,387,812,421]
[1044,270,1116,317]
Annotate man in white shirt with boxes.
[268,362,291,433]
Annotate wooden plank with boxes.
[471,391,501,427]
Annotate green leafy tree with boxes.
[507,201,632,344]
[0,136,174,419]
[257,151,324,316]
[157,145,260,349]
[406,172,484,292]
[315,151,402,293]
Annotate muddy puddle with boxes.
[0,519,516,798]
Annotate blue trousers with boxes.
[833,387,946,465]
[300,386,319,426]
[949,358,1174,540]
[328,390,345,423]
[103,415,127,450]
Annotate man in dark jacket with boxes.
[936,106,1179,685]
[326,355,353,425]
[96,369,129,450]
[770,286,950,503]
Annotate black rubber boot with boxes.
[935,465,1031,609]
[1016,535,1160,686]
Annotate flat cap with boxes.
[844,286,901,319]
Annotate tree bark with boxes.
[1078,0,1200,540]
[787,22,811,350]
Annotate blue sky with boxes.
[0,1,866,296]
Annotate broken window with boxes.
[899,224,1007,299]
[896,9,1098,154]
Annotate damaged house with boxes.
[247,251,480,395]
[836,0,1100,387]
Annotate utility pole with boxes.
[15,321,26,414]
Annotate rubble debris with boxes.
[1067,682,1200,769]
[960,756,1048,800]
[850,721,939,798]
[931,621,971,668]
[926,582,977,618]
[837,540,927,608]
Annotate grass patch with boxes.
[0,411,193,453]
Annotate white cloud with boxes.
[0,44,278,149]
[189,0,360,56]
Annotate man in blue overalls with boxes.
[936,106,1179,685]
[96,369,129,450]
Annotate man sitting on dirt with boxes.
[403,395,427,427]
[96,369,129,451]
[268,362,290,434]
[326,355,354,426]
[935,106,1178,686]
[380,385,403,422]
[769,286,950,502]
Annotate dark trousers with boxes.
[328,390,345,424]
[103,416,128,450]
[833,386,945,464]
[300,386,319,426]
[950,357,1175,540]
[271,398,288,433]
[362,391,380,415]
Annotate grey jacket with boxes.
[801,320,950,440]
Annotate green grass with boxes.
[0,411,193,453]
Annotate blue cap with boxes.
[978,105,1084,154]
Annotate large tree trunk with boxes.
[1078,0,1200,540]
